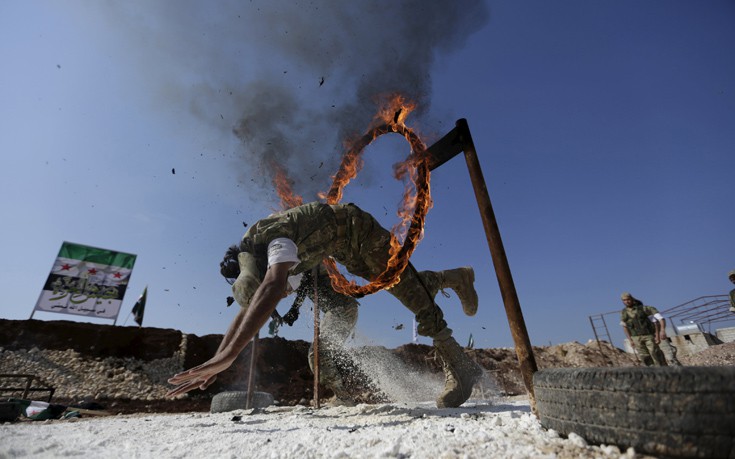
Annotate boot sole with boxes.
[461,267,478,316]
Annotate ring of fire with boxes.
[323,120,433,298]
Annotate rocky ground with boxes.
[1,319,733,415]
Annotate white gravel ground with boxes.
[0,397,645,459]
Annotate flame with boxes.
[323,94,433,297]
[271,161,303,210]
[268,94,433,297]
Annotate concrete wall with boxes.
[715,326,735,343]
[670,332,718,356]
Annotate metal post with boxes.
[312,267,321,408]
[457,118,539,413]
[245,332,259,409]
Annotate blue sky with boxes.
[1,1,733,350]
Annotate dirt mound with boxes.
[678,341,735,366]
[1,319,733,415]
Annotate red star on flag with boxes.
[113,272,122,279]
[60,264,72,271]
[88,268,97,275]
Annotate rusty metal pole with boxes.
[456,118,539,413]
[312,267,321,408]
[245,331,259,409]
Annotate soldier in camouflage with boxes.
[167,202,482,408]
[619,292,675,366]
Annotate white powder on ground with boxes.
[0,398,643,458]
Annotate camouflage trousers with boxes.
[332,204,451,341]
[307,296,359,389]
[657,339,682,366]
[631,334,666,366]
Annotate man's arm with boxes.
[166,261,293,397]
[655,314,667,342]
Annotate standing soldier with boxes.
[620,292,666,366]
[168,201,483,408]
[728,270,735,313]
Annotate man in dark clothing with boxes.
[168,202,482,408]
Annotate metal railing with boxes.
[0,374,55,402]
[589,294,734,364]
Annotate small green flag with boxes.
[132,286,147,326]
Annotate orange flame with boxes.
[271,161,303,210]
[323,94,433,297]
[267,94,433,297]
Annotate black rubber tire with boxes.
[210,391,274,413]
[534,367,735,458]
[0,401,22,422]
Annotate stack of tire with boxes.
[534,367,735,458]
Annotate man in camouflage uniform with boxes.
[728,270,735,313]
[168,202,482,408]
[277,264,477,405]
[620,292,677,366]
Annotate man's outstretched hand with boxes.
[166,354,234,398]
[167,261,293,398]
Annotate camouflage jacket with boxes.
[241,202,344,276]
[620,304,659,336]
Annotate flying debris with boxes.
[393,323,404,330]
[171,168,176,175]
[226,296,235,307]
[319,76,325,86]
[242,221,248,228]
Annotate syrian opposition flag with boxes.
[131,286,147,326]
[34,242,137,321]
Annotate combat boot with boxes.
[434,335,483,408]
[327,382,356,407]
[436,267,478,316]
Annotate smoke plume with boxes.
[100,0,489,202]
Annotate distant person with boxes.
[167,201,482,408]
[619,292,666,366]
[729,270,735,313]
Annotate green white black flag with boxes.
[34,242,137,321]
[132,286,147,326]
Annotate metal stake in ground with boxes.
[245,332,259,409]
[424,118,539,413]
[312,266,320,408]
